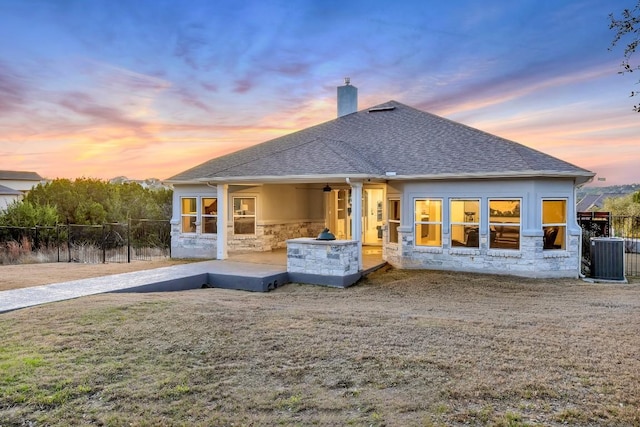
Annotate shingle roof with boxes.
[576,193,625,212]
[0,170,43,181]
[0,184,22,195]
[167,101,594,183]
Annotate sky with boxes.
[0,0,638,185]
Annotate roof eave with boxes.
[386,170,595,184]
[165,174,374,186]
[166,170,595,186]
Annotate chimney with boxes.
[337,77,357,117]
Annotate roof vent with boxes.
[368,106,396,113]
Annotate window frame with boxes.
[387,198,401,244]
[450,198,480,248]
[201,197,218,234]
[542,199,567,250]
[414,198,443,247]
[233,196,257,235]
[488,198,521,251]
[180,197,197,234]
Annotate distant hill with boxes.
[109,176,170,190]
[578,183,640,200]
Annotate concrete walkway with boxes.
[0,260,287,314]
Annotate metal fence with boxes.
[0,219,170,265]
[578,212,639,277]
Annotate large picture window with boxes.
[489,199,520,250]
[233,197,256,235]
[415,199,442,247]
[450,199,480,248]
[181,197,197,233]
[202,198,218,234]
[542,199,566,250]
[388,199,400,243]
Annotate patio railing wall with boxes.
[0,219,170,265]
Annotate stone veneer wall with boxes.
[171,220,326,257]
[383,225,580,278]
[287,238,360,276]
[170,221,217,259]
[227,220,326,252]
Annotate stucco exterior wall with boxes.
[0,179,42,193]
[171,184,326,258]
[383,178,582,278]
[172,178,583,278]
[170,184,218,258]
[0,194,21,211]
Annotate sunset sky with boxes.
[1,0,638,185]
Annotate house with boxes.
[166,81,594,279]
[0,170,44,211]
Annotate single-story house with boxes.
[166,81,594,279]
[0,184,23,211]
[0,170,45,211]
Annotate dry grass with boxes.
[1,268,639,426]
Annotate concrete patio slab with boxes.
[0,260,287,314]
[0,248,385,314]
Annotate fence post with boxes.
[127,218,131,263]
[67,222,71,262]
[102,224,106,263]
[56,224,60,262]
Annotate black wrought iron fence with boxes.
[578,212,639,277]
[0,220,170,265]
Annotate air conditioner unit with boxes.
[590,237,625,281]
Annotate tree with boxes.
[602,191,640,216]
[23,178,172,224]
[610,1,640,112]
[0,200,59,228]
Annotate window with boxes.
[202,198,217,234]
[388,199,400,243]
[233,197,256,235]
[181,197,197,233]
[415,199,442,246]
[489,199,520,250]
[542,199,566,250]
[450,199,480,248]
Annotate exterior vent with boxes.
[368,106,396,113]
[590,237,625,281]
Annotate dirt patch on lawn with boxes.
[1,268,638,426]
[0,259,194,291]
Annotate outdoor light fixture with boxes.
[323,184,332,192]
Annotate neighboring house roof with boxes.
[0,170,43,181]
[0,184,22,195]
[167,101,594,184]
[576,193,625,212]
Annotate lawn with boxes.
[0,268,639,426]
